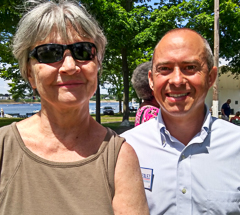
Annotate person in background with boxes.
[221,99,231,121]
[230,111,240,125]
[132,61,160,126]
[0,108,4,118]
[0,1,149,214]
[121,28,240,214]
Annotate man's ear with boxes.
[27,66,37,89]
[208,66,217,88]
[148,70,154,90]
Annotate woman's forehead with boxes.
[34,27,93,47]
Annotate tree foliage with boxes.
[177,0,240,76]
[0,0,33,100]
[1,0,240,114]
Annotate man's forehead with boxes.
[152,30,204,63]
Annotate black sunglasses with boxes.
[28,42,97,63]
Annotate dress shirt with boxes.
[121,108,240,215]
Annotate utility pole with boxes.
[212,0,219,118]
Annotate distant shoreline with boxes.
[0,100,119,105]
[0,102,41,105]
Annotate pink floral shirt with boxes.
[135,105,159,127]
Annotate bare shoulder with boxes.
[16,115,38,132]
[113,141,149,215]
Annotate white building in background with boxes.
[205,70,240,114]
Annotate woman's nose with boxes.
[59,50,80,75]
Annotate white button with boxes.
[182,154,186,159]
[182,188,187,194]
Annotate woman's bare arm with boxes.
[112,142,149,215]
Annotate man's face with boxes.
[149,30,217,118]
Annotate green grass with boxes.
[92,113,135,123]
[0,118,23,127]
[0,113,136,128]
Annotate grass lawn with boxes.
[0,118,23,127]
[0,113,136,131]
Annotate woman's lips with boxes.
[56,81,84,87]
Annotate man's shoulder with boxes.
[221,102,227,108]
[120,118,160,150]
[211,117,240,134]
[121,118,157,138]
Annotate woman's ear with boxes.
[27,66,37,89]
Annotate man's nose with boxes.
[168,67,186,86]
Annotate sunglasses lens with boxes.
[73,43,96,61]
[37,45,63,63]
[30,42,97,63]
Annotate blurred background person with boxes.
[230,111,240,126]
[0,1,149,214]
[221,99,231,121]
[132,61,160,126]
[0,108,4,118]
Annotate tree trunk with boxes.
[121,47,129,121]
[119,99,122,113]
[96,76,101,123]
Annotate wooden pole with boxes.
[96,75,101,123]
[212,0,219,118]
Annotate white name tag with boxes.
[141,167,153,190]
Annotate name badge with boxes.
[141,167,153,190]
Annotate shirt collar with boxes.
[157,105,213,146]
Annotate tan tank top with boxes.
[0,122,124,215]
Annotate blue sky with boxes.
[0,78,10,94]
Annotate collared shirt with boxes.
[121,109,240,215]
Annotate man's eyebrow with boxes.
[154,60,201,66]
[154,61,173,66]
[181,60,201,64]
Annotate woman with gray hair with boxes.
[132,61,159,126]
[0,1,149,214]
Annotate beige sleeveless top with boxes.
[0,122,124,215]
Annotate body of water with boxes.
[0,102,139,116]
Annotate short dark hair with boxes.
[131,61,153,101]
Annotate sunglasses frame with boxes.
[28,42,97,63]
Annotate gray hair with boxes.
[131,61,153,101]
[12,0,107,80]
[202,37,214,71]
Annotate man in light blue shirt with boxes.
[121,28,240,214]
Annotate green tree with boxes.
[0,0,33,100]
[83,0,179,121]
[2,0,240,118]
[177,0,240,76]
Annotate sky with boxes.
[0,78,11,94]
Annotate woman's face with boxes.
[27,29,98,110]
